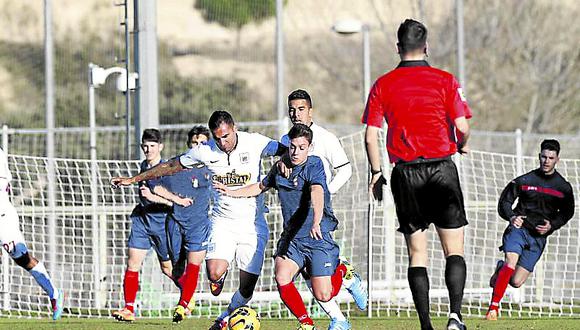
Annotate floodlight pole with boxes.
[362,24,371,104]
[456,0,466,89]
[275,0,286,137]
[87,63,101,309]
[88,63,136,309]
[332,19,374,317]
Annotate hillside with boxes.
[0,0,578,133]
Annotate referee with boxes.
[362,19,472,330]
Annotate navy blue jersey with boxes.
[161,163,212,226]
[131,159,171,227]
[498,169,574,236]
[134,159,171,219]
[262,155,338,238]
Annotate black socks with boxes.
[445,255,467,319]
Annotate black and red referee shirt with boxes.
[361,60,472,163]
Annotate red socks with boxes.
[331,263,347,298]
[278,282,313,325]
[123,270,139,312]
[490,264,515,311]
[178,263,200,307]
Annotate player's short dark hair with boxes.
[142,128,162,143]
[208,110,235,131]
[187,125,210,142]
[288,123,313,145]
[397,19,428,54]
[288,89,313,108]
[540,139,560,155]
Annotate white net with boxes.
[1,130,579,319]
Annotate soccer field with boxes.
[1,317,579,330]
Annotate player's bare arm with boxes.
[140,185,173,207]
[310,184,324,240]
[213,181,267,198]
[152,185,193,207]
[454,116,470,154]
[364,125,385,200]
[111,158,184,187]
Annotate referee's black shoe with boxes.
[447,313,467,330]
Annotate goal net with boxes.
[1,130,578,319]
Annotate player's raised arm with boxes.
[111,158,184,187]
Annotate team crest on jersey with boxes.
[239,152,249,164]
[212,169,251,187]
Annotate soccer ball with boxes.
[228,306,260,330]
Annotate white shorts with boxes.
[0,202,28,258]
[205,221,268,275]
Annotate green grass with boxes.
[1,317,580,330]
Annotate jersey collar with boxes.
[397,60,430,68]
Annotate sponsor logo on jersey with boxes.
[240,152,249,164]
[521,185,564,198]
[212,169,251,187]
[324,262,332,267]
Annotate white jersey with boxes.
[0,148,26,252]
[0,148,13,204]
[281,123,351,194]
[180,131,280,235]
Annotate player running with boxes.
[486,139,575,321]
[111,111,287,327]
[280,89,366,330]
[0,147,64,320]
[152,126,213,319]
[112,129,181,322]
[215,124,364,330]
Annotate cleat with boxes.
[297,324,317,330]
[51,289,64,320]
[173,305,186,323]
[340,257,368,310]
[489,260,505,287]
[485,308,498,321]
[112,307,135,322]
[447,312,467,330]
[208,318,228,330]
[209,270,228,296]
[328,318,351,330]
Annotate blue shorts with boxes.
[275,232,339,277]
[167,213,210,255]
[127,212,171,262]
[501,225,547,272]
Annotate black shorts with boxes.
[390,158,468,234]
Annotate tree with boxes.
[194,0,277,54]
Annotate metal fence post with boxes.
[515,129,523,176]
